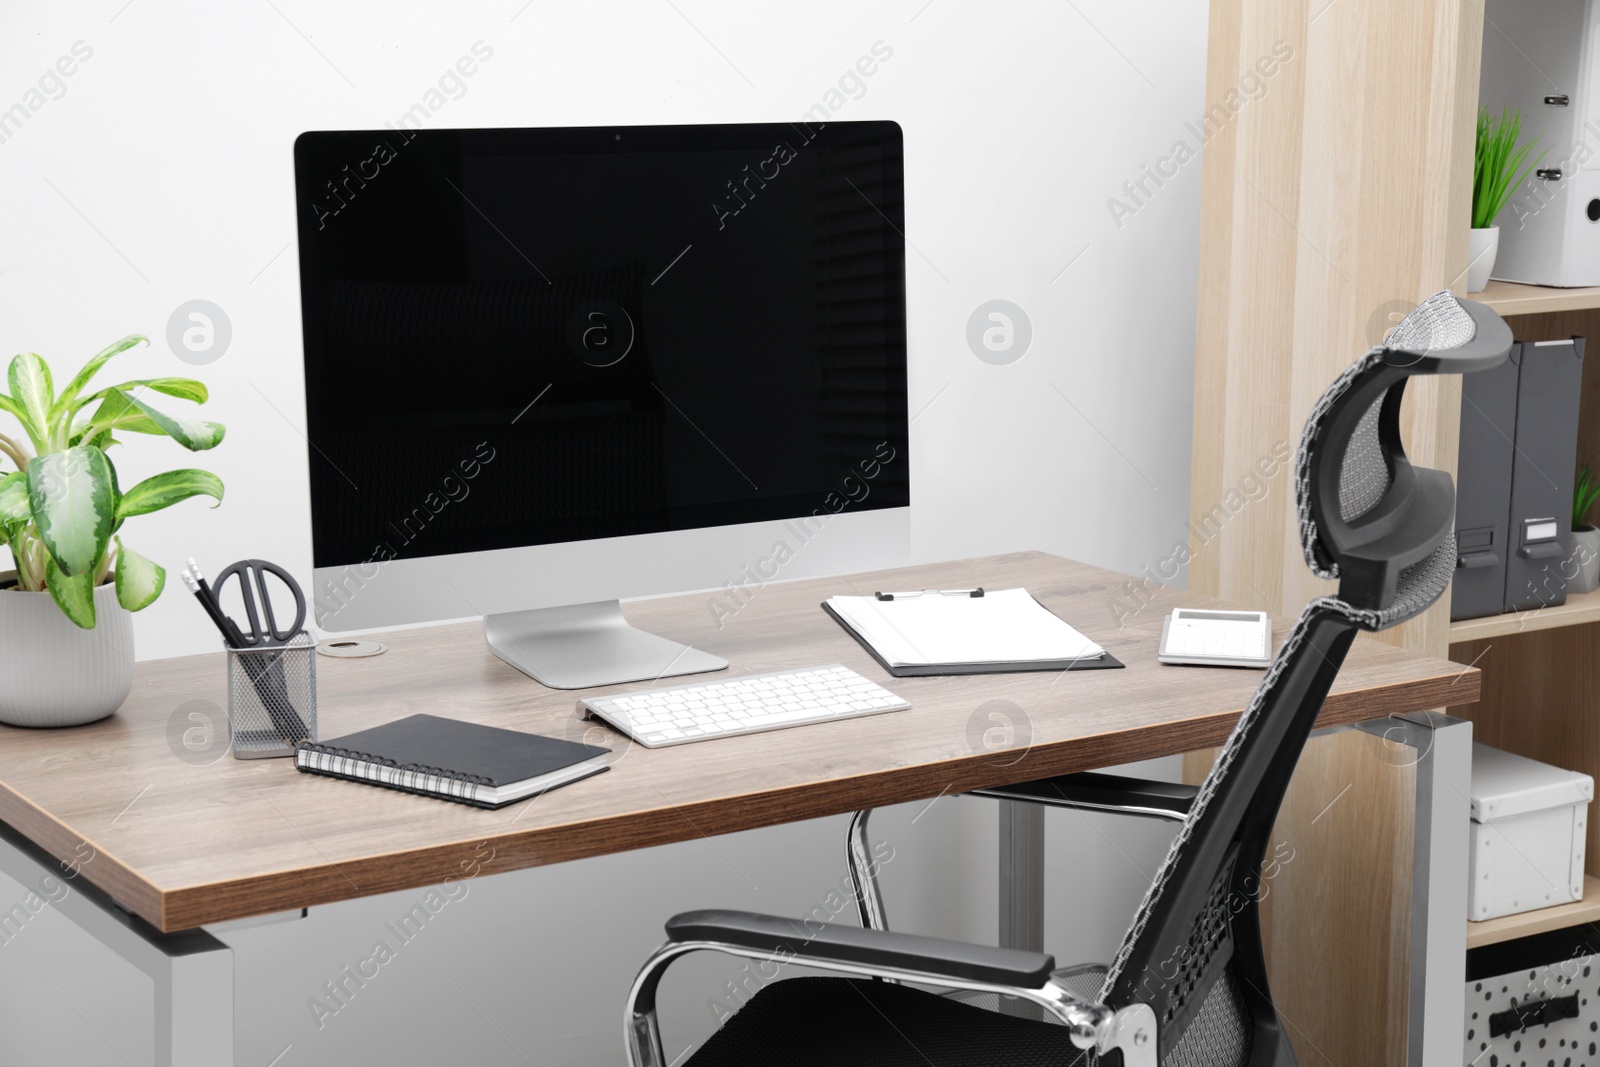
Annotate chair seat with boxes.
[684,976,1094,1067]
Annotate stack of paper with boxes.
[824,588,1105,670]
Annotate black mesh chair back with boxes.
[1094,292,1511,1064]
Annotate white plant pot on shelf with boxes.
[1572,526,1600,595]
[0,572,132,727]
[1468,226,1500,293]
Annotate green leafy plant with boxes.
[0,335,224,628]
[1577,464,1600,531]
[1473,107,1545,230]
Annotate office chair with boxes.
[622,291,1512,1067]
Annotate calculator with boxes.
[1158,608,1274,668]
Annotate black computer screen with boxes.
[294,122,909,569]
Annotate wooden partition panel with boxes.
[1191,0,1479,657]
[1190,0,1483,1062]
[1257,732,1417,1065]
[1183,731,1419,1067]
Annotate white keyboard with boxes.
[578,664,910,748]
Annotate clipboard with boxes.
[821,598,1125,678]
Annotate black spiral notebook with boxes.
[295,714,610,809]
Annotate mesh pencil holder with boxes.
[226,631,317,759]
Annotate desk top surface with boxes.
[0,552,1476,931]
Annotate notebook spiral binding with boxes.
[295,740,496,806]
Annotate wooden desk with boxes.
[0,551,1475,935]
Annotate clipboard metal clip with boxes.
[873,587,985,601]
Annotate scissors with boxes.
[213,559,307,646]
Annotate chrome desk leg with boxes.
[0,820,234,1067]
[847,810,889,931]
[1354,711,1471,1067]
[999,799,1046,1020]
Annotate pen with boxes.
[873,587,984,601]
[186,558,247,648]
[181,568,234,643]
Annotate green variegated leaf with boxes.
[103,390,224,451]
[116,469,223,519]
[84,377,208,407]
[0,476,24,550]
[44,556,95,628]
[52,335,146,416]
[68,419,117,451]
[0,471,27,528]
[83,390,177,439]
[113,538,164,611]
[66,421,118,451]
[7,353,53,441]
[26,446,115,577]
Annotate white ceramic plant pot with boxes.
[1468,227,1500,293]
[0,571,132,727]
[1572,526,1600,595]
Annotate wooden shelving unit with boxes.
[1449,588,1600,641]
[1191,2,1600,1058]
[1474,280,1600,316]
[1466,876,1600,949]
[1446,298,1600,951]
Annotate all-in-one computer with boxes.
[294,121,909,689]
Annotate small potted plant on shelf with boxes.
[0,335,224,727]
[1471,106,1545,293]
[1571,464,1600,595]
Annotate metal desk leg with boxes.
[0,820,233,1067]
[999,799,1046,1019]
[998,799,1045,952]
[1354,711,1471,1067]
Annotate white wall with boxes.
[0,0,1208,1063]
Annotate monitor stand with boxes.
[483,600,728,690]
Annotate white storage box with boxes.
[1469,743,1593,922]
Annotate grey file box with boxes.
[1453,338,1586,619]
[1504,338,1585,613]
[1452,346,1521,621]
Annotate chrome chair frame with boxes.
[624,934,1158,1067]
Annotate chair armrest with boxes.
[970,771,1196,822]
[626,913,1145,1067]
[665,909,1056,986]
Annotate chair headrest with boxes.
[1293,292,1511,628]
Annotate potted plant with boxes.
[0,336,224,727]
[1470,106,1544,292]
[1572,464,1600,595]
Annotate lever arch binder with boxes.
[1480,0,1600,286]
[1453,338,1586,618]
[1452,345,1521,620]
[1505,338,1585,612]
